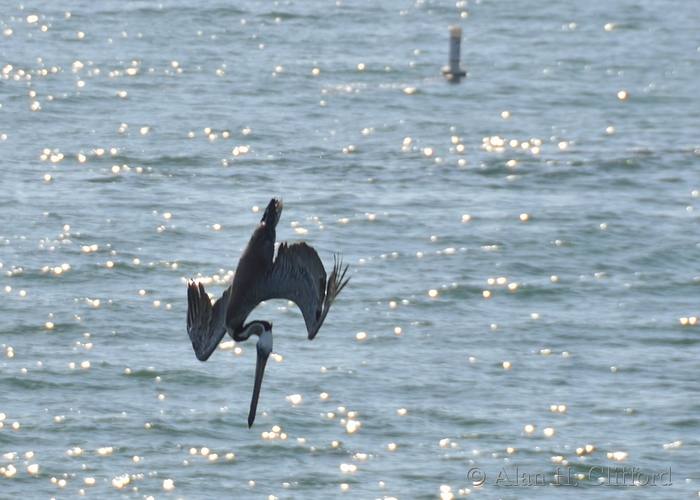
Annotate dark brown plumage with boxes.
[186,198,349,426]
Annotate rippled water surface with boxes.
[1,1,700,498]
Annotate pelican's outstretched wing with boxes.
[267,242,349,339]
[187,281,231,361]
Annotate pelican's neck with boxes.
[236,320,269,340]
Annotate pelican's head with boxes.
[255,321,273,359]
[248,320,273,428]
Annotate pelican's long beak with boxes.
[248,329,273,428]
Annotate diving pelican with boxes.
[186,198,349,427]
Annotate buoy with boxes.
[442,26,466,81]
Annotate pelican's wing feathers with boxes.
[187,281,232,361]
[267,242,349,339]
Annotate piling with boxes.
[442,26,466,81]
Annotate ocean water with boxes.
[1,0,700,498]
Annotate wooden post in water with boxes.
[442,26,466,82]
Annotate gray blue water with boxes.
[1,1,700,498]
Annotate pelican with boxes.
[186,198,349,427]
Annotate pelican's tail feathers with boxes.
[261,198,283,228]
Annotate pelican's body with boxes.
[186,198,349,427]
